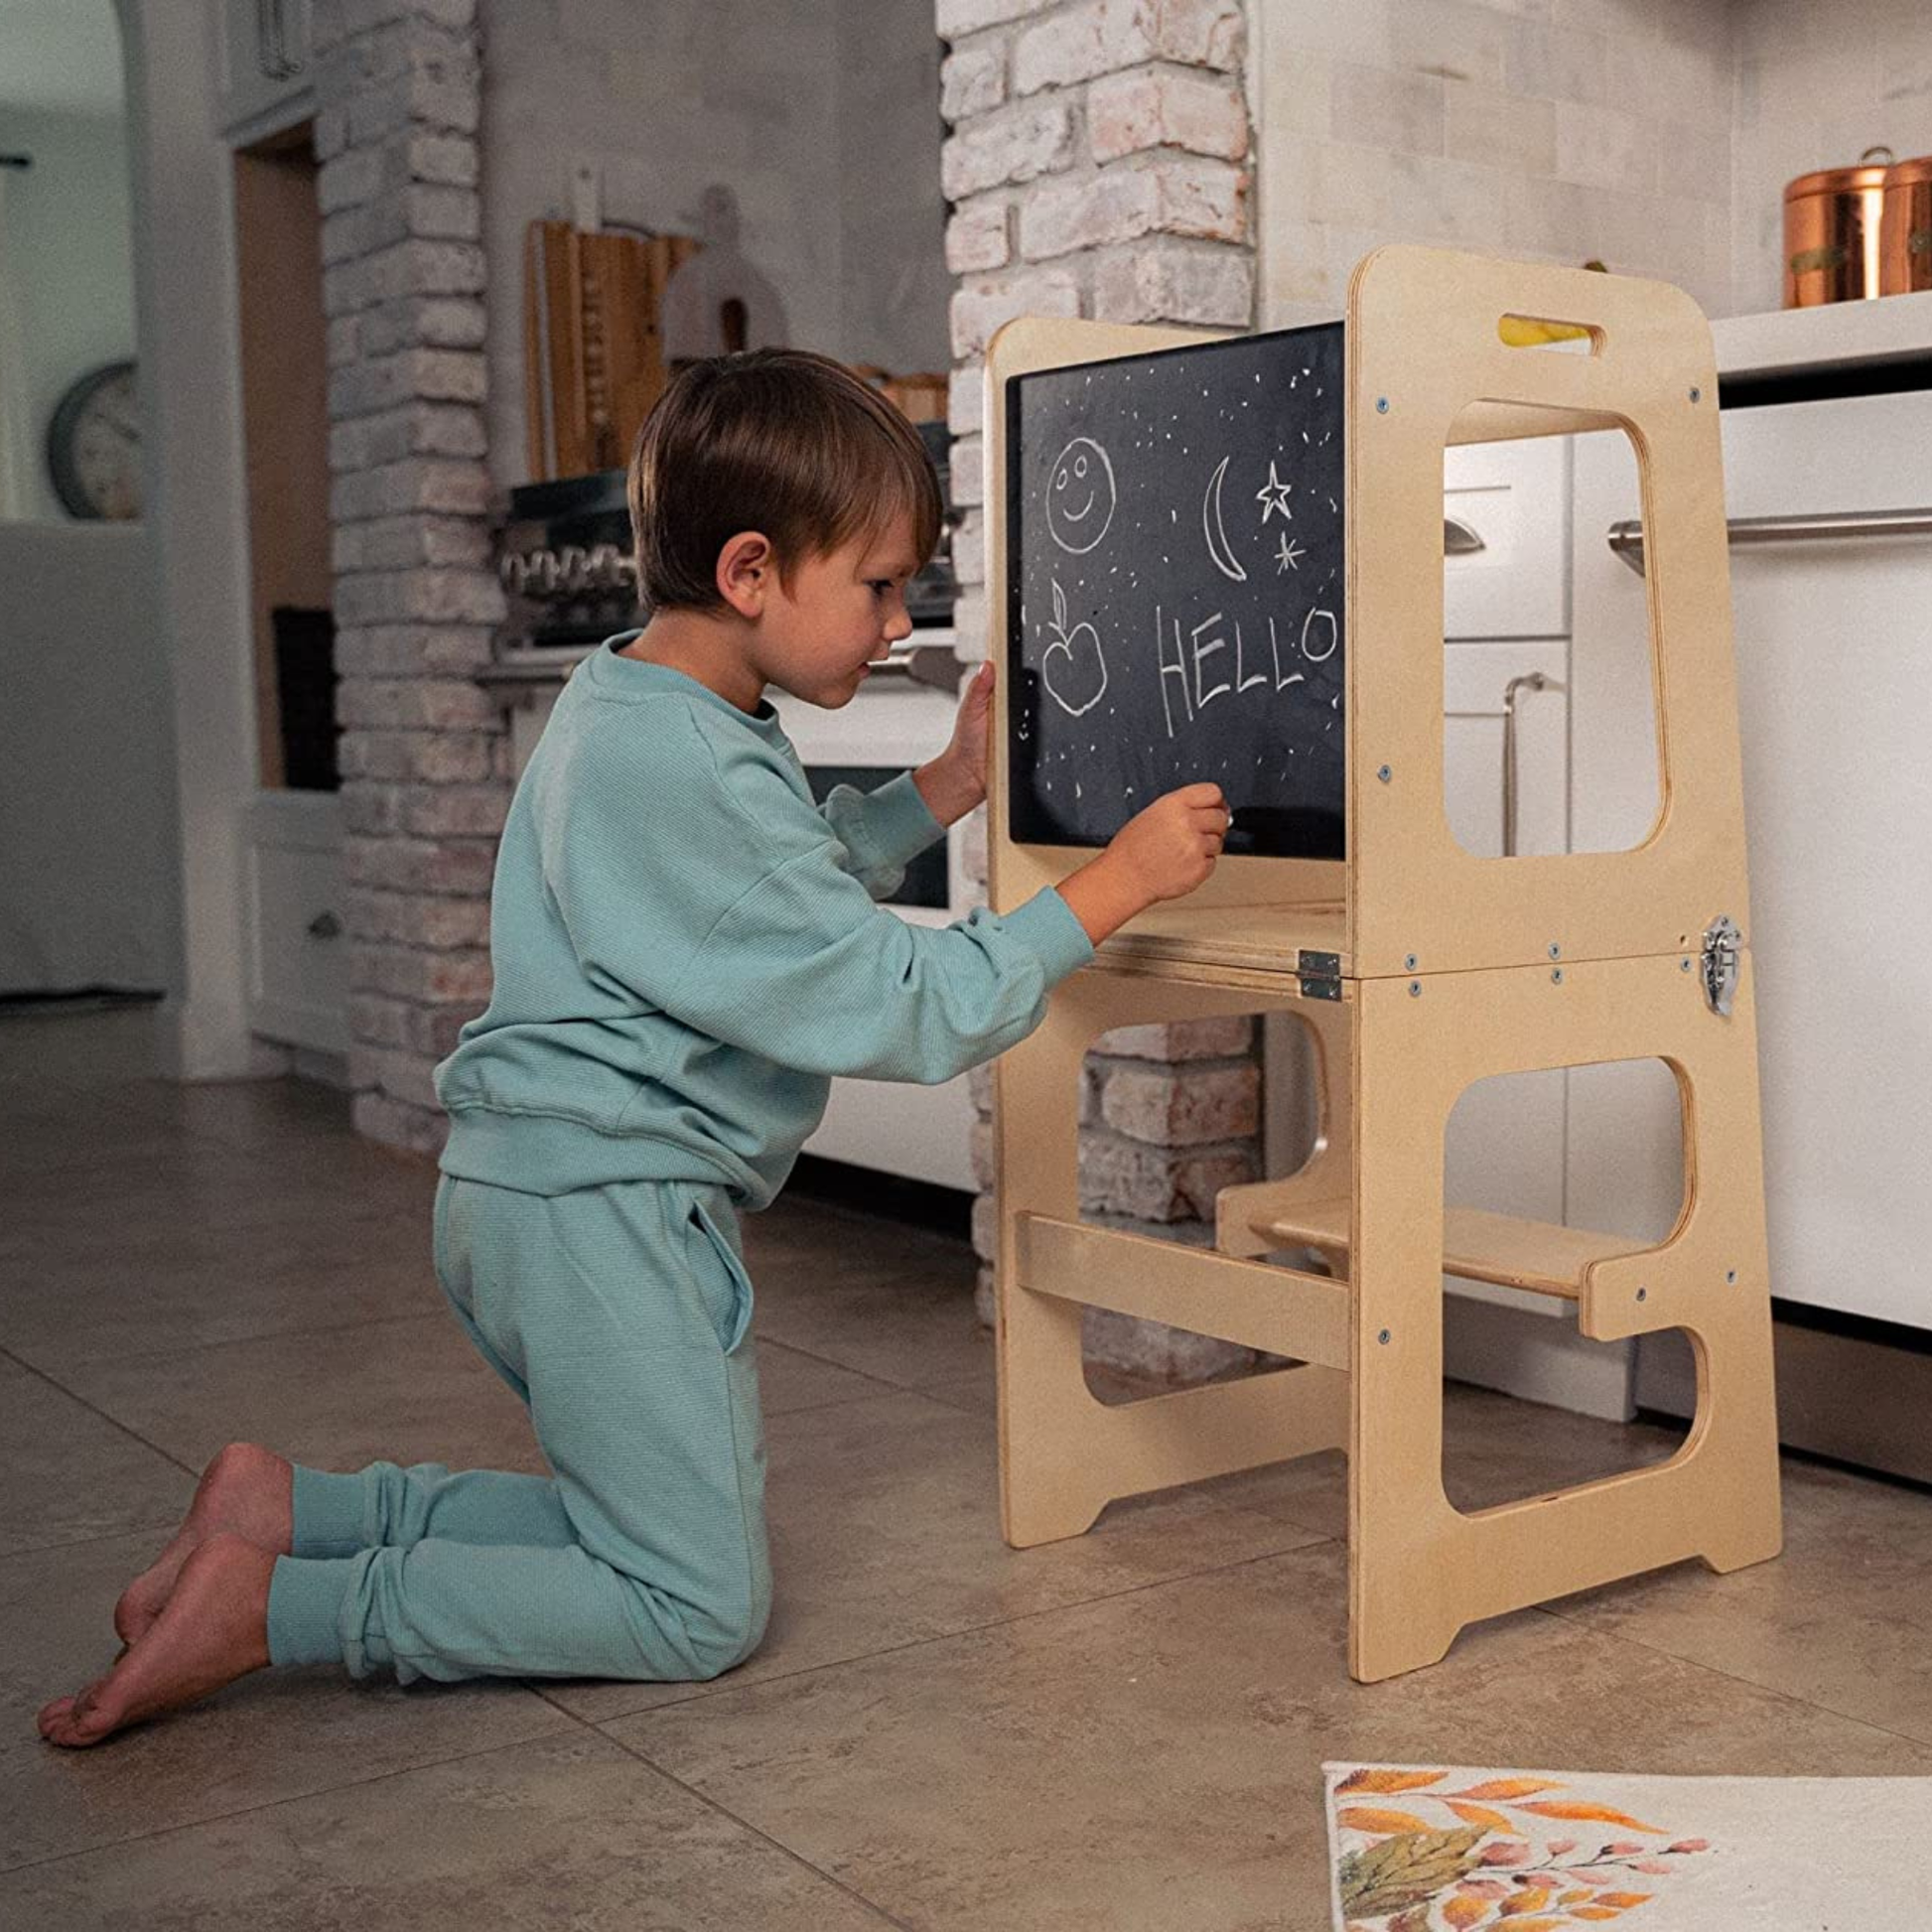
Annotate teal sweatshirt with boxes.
[435,639,1094,1207]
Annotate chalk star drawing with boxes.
[1201,456,1248,583]
[1275,533,1305,574]
[1255,460,1294,523]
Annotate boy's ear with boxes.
[716,531,772,619]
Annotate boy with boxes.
[39,349,1227,1747]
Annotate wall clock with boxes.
[47,358,142,520]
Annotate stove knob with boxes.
[558,545,591,593]
[499,553,530,596]
[527,550,561,595]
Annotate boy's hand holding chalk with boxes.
[1057,781,1228,946]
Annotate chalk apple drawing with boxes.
[1040,580,1108,717]
[1045,437,1116,554]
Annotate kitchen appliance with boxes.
[494,416,959,650]
[1577,372,1932,1482]
[1783,148,1932,307]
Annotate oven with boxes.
[766,654,978,1192]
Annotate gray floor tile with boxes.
[0,1209,448,1370]
[1,1533,574,1872]
[1199,1382,1689,1541]
[743,1199,994,1393]
[608,1544,1932,1932]
[52,1312,548,1477]
[10,1019,1932,1929]
[1551,1452,1932,1745]
[0,1357,190,1559]
[1,1728,900,1928]
[544,1387,1328,1724]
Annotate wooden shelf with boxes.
[1096,901,1345,981]
[1246,1194,1646,1303]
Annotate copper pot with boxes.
[1880,152,1932,299]
[1784,147,1932,306]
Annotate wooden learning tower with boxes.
[985,245,1783,1684]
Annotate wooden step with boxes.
[1245,1196,1645,1301]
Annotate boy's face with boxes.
[754,512,922,708]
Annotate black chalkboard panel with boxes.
[1006,322,1346,859]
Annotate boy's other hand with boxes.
[913,662,995,826]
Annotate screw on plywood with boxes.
[1404,953,1418,971]
[1552,969,1564,985]
[1409,981,1422,998]
[1548,942,1561,959]
[1377,763,1393,783]
[1690,386,1702,403]
[1377,1328,1391,1344]
[1637,1287,1648,1302]
[1376,397,1390,414]
[1726,1269,1737,1285]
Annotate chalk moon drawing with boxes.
[1040,580,1108,717]
[1045,437,1116,554]
[1201,456,1247,583]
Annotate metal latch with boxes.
[1701,915,1741,1016]
[1298,950,1341,1002]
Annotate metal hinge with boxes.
[1298,950,1342,1002]
[1701,914,1741,1017]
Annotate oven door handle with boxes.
[1608,506,1932,576]
[872,644,964,692]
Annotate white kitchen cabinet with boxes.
[217,0,314,140]
[1444,433,1571,639]
[244,789,346,1055]
[1574,386,1932,1334]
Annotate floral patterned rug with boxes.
[1325,1762,1931,1929]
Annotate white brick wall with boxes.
[939,0,1263,1384]
[1254,0,1734,327]
[1254,0,1931,326]
[315,0,505,1158]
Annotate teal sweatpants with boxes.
[263,1174,771,1684]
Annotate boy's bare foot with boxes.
[40,1533,276,1748]
[114,1442,292,1649]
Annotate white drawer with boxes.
[1444,434,1572,639]
[245,792,346,1054]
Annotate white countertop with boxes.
[1713,289,1932,378]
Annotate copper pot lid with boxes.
[1786,146,1932,199]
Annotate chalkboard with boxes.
[1006,322,1346,859]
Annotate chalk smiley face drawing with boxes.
[1040,579,1108,717]
[1045,437,1116,554]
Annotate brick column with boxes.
[313,0,505,1156]
[939,0,1266,1383]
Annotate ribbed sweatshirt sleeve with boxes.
[537,702,1093,1085]
[816,772,945,900]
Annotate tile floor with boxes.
[4,1008,1932,1928]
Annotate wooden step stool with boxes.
[984,246,1783,1684]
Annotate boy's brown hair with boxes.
[627,348,943,613]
